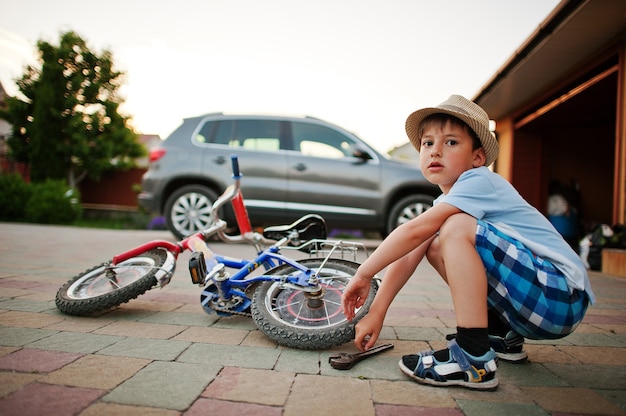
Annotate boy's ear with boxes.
[473,147,487,167]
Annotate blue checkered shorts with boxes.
[475,220,589,340]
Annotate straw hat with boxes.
[405,95,499,166]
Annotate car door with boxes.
[199,118,289,220]
[285,120,382,226]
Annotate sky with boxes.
[0,0,561,154]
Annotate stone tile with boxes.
[0,310,65,328]
[186,398,282,416]
[378,325,397,340]
[449,381,534,404]
[0,382,105,416]
[375,403,463,415]
[284,374,374,416]
[376,340,431,357]
[0,288,34,298]
[202,367,294,406]
[385,316,446,328]
[0,326,59,347]
[559,331,624,347]
[371,379,456,408]
[0,279,42,290]
[80,402,181,416]
[573,322,612,334]
[0,346,19,357]
[177,343,280,369]
[40,354,150,389]
[557,345,626,365]
[104,361,220,411]
[45,316,113,332]
[596,389,626,413]
[521,386,625,415]
[28,331,122,354]
[100,308,161,321]
[594,323,626,335]
[0,348,82,373]
[241,329,280,348]
[212,315,258,330]
[456,399,547,416]
[524,344,580,364]
[138,310,218,326]
[93,320,186,339]
[172,303,204,314]
[173,326,248,344]
[394,326,446,341]
[496,362,569,387]
[98,338,191,361]
[275,348,319,374]
[0,371,40,398]
[0,298,54,313]
[545,363,626,390]
[114,299,184,313]
[17,291,56,302]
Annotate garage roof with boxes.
[473,0,626,120]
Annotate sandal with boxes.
[398,339,499,390]
[446,331,528,363]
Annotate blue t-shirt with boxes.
[435,166,595,303]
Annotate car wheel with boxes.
[385,194,434,236]
[164,185,219,239]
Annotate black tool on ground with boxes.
[328,343,394,370]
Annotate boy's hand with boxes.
[354,313,383,351]
[341,274,371,322]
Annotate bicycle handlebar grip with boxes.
[231,155,241,178]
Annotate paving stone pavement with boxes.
[0,222,625,415]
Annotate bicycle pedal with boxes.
[189,251,207,285]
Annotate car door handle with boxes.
[294,163,307,172]
[214,156,227,165]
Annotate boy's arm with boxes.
[354,238,432,350]
[356,202,461,280]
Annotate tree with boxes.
[1,31,145,187]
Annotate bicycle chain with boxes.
[208,303,252,317]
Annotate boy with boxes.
[341,95,594,390]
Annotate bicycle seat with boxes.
[263,214,327,243]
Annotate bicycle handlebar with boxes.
[231,154,241,179]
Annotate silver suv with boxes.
[138,114,440,239]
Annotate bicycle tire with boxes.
[251,258,377,350]
[55,248,173,316]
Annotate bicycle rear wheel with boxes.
[55,248,174,316]
[251,258,377,350]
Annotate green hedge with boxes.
[0,174,82,224]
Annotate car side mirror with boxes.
[353,147,373,161]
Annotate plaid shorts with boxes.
[475,220,589,340]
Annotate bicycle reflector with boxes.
[189,251,207,285]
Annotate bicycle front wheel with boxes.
[251,258,377,350]
[55,248,174,316]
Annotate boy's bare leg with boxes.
[427,213,488,329]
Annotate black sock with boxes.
[487,309,512,337]
[455,327,490,357]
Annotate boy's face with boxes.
[418,120,486,194]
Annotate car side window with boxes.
[195,120,219,144]
[233,120,281,151]
[195,119,282,152]
[291,121,354,159]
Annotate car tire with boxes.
[164,184,219,239]
[385,194,434,236]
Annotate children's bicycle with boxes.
[55,155,378,350]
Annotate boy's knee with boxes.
[426,236,441,263]
[439,213,477,241]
